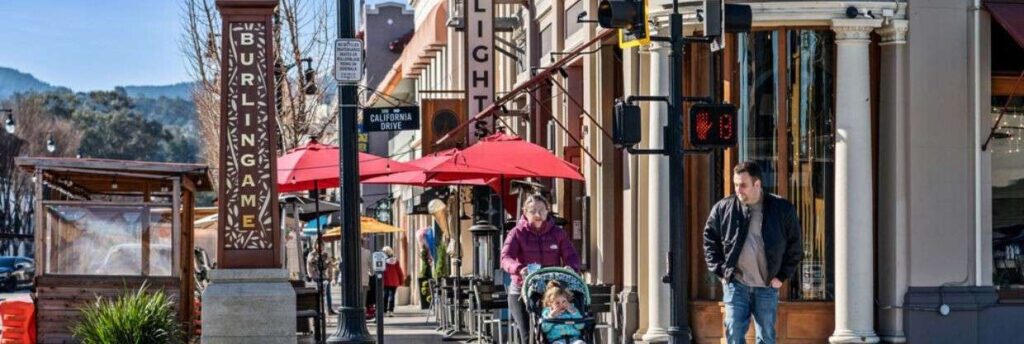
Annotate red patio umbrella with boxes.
[275,138,418,320]
[277,138,419,193]
[427,132,584,182]
[425,132,584,218]
[361,149,494,187]
[361,148,520,214]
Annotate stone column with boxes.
[620,41,644,344]
[876,20,909,343]
[642,42,671,344]
[830,18,883,344]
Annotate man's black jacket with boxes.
[703,192,803,283]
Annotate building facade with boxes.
[370,0,1024,342]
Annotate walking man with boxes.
[703,161,803,344]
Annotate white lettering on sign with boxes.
[370,113,413,122]
[465,0,493,144]
[334,39,363,83]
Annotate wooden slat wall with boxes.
[34,276,181,344]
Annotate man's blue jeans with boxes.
[723,280,779,344]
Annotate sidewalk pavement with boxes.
[299,305,443,344]
[299,281,444,344]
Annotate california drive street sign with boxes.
[363,106,420,132]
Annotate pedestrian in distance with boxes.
[703,161,804,344]
[381,246,405,317]
[501,193,581,343]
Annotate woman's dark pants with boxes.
[508,293,529,342]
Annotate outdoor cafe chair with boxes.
[587,283,620,344]
[472,279,509,344]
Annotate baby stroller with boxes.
[521,267,595,344]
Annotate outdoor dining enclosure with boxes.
[16,157,210,343]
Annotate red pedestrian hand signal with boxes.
[688,104,737,148]
[696,112,713,141]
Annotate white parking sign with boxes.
[334,39,363,84]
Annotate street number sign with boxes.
[334,39,363,84]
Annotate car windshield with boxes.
[0,258,15,269]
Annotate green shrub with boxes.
[72,283,182,344]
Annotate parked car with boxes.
[0,256,35,291]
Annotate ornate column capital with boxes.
[831,18,884,42]
[877,20,909,45]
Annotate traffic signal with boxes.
[613,99,642,148]
[597,0,650,49]
[689,103,737,148]
[702,1,752,37]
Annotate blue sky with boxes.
[0,0,399,92]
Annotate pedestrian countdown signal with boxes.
[689,104,737,148]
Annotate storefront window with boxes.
[992,96,1024,290]
[734,29,836,301]
[738,31,780,193]
[785,30,835,301]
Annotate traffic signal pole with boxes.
[665,1,692,342]
[327,0,373,342]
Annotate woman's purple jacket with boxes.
[500,216,581,288]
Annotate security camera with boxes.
[845,6,876,19]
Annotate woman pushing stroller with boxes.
[500,194,582,342]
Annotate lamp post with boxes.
[327,0,373,341]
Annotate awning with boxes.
[433,29,617,148]
[368,0,447,105]
[986,1,1024,48]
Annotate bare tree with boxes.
[180,0,338,191]
[0,95,80,256]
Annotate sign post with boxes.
[327,0,373,341]
[372,252,388,344]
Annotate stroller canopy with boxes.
[521,267,591,306]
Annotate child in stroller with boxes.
[522,267,594,344]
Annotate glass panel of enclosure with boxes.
[42,201,176,276]
[785,30,836,301]
[992,96,1024,289]
[729,29,836,302]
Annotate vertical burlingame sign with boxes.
[465,0,494,144]
[216,0,280,269]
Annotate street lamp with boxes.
[374,198,392,224]
[2,109,14,134]
[46,136,56,153]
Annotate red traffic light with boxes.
[689,104,736,148]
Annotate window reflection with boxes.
[786,30,836,301]
[992,97,1024,289]
[738,31,780,193]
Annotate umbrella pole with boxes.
[496,176,506,276]
[314,180,328,342]
[444,187,470,340]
